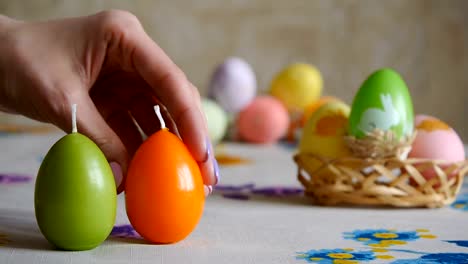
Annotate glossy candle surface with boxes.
[35,131,117,251]
[125,107,205,244]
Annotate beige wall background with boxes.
[1,0,467,140]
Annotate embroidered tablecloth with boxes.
[1,130,467,263]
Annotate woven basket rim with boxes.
[294,152,468,208]
[294,152,468,167]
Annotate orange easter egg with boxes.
[125,107,205,244]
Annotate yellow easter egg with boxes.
[300,96,343,127]
[269,63,323,112]
[299,101,351,158]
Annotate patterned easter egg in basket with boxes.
[346,68,415,159]
[408,115,466,188]
[294,68,468,208]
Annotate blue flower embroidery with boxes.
[451,194,468,211]
[445,240,468,248]
[390,253,468,264]
[343,229,431,248]
[297,248,379,263]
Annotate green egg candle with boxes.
[348,68,414,139]
[35,104,117,251]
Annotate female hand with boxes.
[0,10,219,194]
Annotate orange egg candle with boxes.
[125,105,205,244]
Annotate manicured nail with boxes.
[110,162,123,190]
[205,137,212,163]
[206,137,220,184]
[213,157,220,184]
[204,185,213,196]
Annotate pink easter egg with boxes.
[236,96,289,144]
[408,114,465,185]
[409,115,465,162]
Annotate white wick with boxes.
[72,104,77,133]
[154,105,166,130]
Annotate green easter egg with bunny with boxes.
[348,68,414,140]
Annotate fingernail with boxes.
[110,162,123,190]
[205,137,211,163]
[204,185,213,196]
[206,137,220,185]
[213,157,220,184]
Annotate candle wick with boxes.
[72,104,77,133]
[154,105,166,130]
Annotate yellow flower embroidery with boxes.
[372,248,388,252]
[369,243,389,248]
[387,240,406,245]
[328,253,354,259]
[420,234,437,239]
[373,233,398,239]
[416,229,430,232]
[298,248,385,263]
[369,240,407,247]
[333,260,358,264]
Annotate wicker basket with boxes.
[293,130,468,208]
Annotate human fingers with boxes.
[189,82,219,186]
[93,10,218,185]
[93,72,178,137]
[90,88,143,155]
[106,111,143,193]
[73,91,130,193]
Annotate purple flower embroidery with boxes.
[214,183,255,192]
[0,174,32,184]
[214,183,303,200]
[252,187,303,196]
[222,193,250,200]
[110,224,142,239]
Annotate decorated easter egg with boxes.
[301,96,343,127]
[236,96,289,144]
[269,63,323,112]
[35,105,116,251]
[209,57,257,113]
[125,106,205,244]
[348,68,414,139]
[299,101,351,158]
[201,98,228,144]
[408,115,465,185]
[286,96,343,143]
[409,115,465,162]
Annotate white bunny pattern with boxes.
[358,93,400,134]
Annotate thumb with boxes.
[73,93,129,194]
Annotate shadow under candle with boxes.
[0,208,53,251]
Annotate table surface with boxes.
[0,131,468,264]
